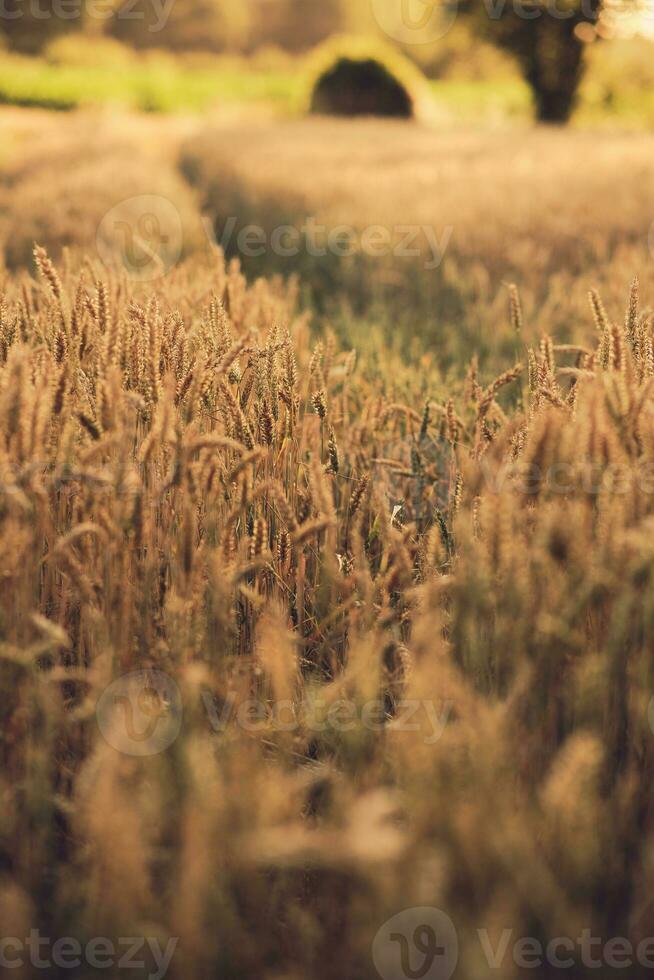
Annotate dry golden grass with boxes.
[2,238,654,976]
[183,117,654,364]
[2,109,652,371]
[0,111,206,270]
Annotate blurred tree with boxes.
[0,2,79,54]
[464,0,602,121]
[248,0,345,52]
[107,0,344,52]
[108,0,251,50]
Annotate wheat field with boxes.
[3,108,653,366]
[1,208,654,976]
[182,117,654,365]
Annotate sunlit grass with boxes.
[430,77,532,120]
[0,52,299,112]
[2,32,654,975]
[2,46,654,124]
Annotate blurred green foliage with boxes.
[465,0,601,121]
[2,36,654,124]
[0,50,298,111]
[0,0,351,54]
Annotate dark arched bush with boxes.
[310,56,413,118]
[304,37,432,120]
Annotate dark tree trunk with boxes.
[524,20,586,123]
[467,0,601,125]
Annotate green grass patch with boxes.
[1,47,654,125]
[0,53,299,112]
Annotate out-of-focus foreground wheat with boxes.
[2,249,654,978]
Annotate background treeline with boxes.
[2,0,355,55]
[0,0,624,122]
